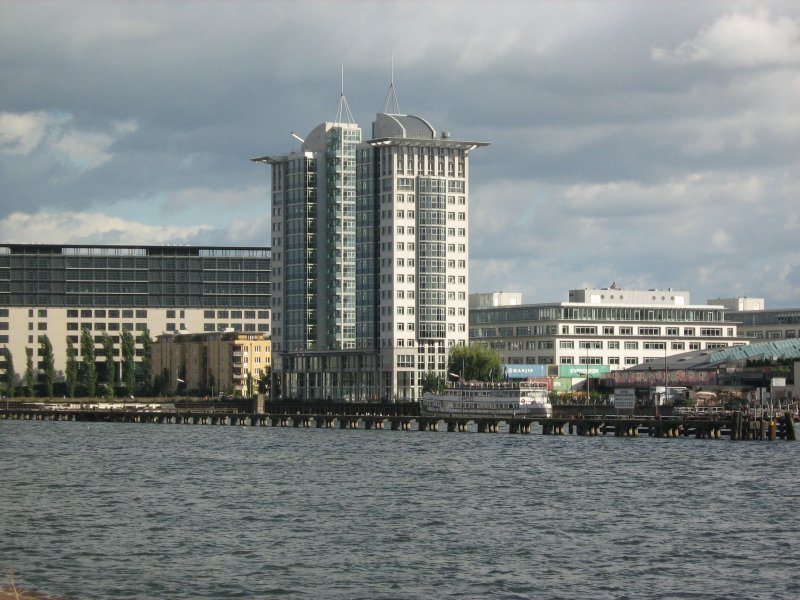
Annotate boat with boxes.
[420,380,553,419]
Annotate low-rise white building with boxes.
[470,285,745,390]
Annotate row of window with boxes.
[745,330,798,339]
[559,340,687,350]
[202,323,270,333]
[473,326,734,338]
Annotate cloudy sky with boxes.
[1,0,798,307]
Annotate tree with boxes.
[246,372,254,397]
[24,347,34,397]
[2,347,16,398]
[101,332,116,400]
[137,329,152,395]
[421,370,444,394]
[65,337,78,398]
[120,328,136,396]
[447,345,503,382]
[80,328,96,398]
[207,372,217,397]
[38,334,55,398]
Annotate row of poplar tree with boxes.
[1,328,152,399]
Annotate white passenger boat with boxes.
[421,381,553,419]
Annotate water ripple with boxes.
[1,420,798,599]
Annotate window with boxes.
[580,341,603,349]
[608,357,620,365]
[666,327,679,336]
[575,326,597,335]
[638,327,660,336]
[603,326,614,335]
[608,341,620,349]
[625,357,638,365]
[560,356,574,364]
[644,341,665,350]
[624,341,638,350]
[620,327,633,335]
[684,327,695,336]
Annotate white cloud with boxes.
[0,110,137,169]
[52,131,116,170]
[651,9,800,67]
[0,211,210,245]
[0,111,57,155]
[226,215,271,245]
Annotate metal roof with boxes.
[625,338,800,372]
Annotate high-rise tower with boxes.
[254,84,487,402]
[357,112,488,400]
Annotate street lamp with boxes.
[586,343,591,405]
[660,342,667,419]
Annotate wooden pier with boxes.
[1,407,795,441]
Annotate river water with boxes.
[1,419,798,599]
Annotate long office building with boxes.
[254,94,487,402]
[709,297,800,341]
[0,244,271,380]
[469,286,745,391]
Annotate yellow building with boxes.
[152,331,271,396]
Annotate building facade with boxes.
[152,331,271,397]
[0,244,271,385]
[470,286,745,391]
[255,103,487,402]
[710,297,800,341]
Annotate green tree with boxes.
[80,328,97,398]
[65,337,78,398]
[447,345,503,382]
[137,329,152,395]
[421,370,445,394]
[120,328,136,396]
[207,372,217,397]
[24,347,34,397]
[246,372,254,397]
[2,347,16,398]
[38,334,55,398]
[101,332,116,400]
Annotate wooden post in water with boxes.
[784,413,796,441]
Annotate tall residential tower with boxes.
[254,89,487,402]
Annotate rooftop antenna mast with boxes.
[334,65,356,125]
[382,54,401,114]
